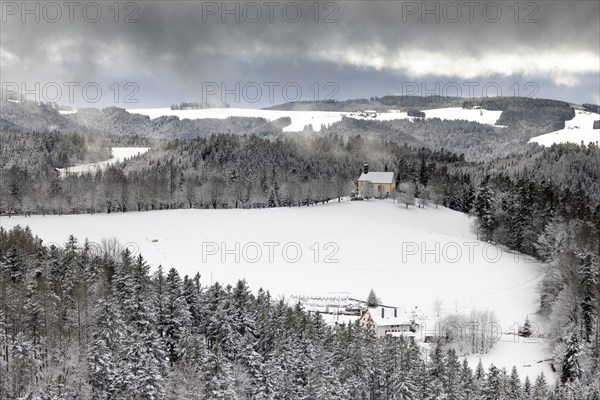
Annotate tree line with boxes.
[0,133,462,215]
[468,166,600,391]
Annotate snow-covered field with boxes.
[423,107,503,126]
[529,110,600,146]
[0,199,550,380]
[58,109,77,115]
[465,336,554,382]
[128,107,346,132]
[56,147,150,177]
[125,107,504,132]
[348,107,503,126]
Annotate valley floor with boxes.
[0,199,552,381]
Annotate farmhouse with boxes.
[357,164,395,198]
[359,306,418,338]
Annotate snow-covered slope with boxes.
[128,107,346,132]
[347,107,503,125]
[423,107,503,125]
[126,107,505,132]
[528,110,600,146]
[56,147,150,177]
[1,199,549,379]
[466,336,554,383]
[1,200,541,322]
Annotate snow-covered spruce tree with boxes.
[474,358,486,383]
[506,366,522,400]
[122,334,167,400]
[182,273,203,332]
[88,298,123,400]
[413,359,431,400]
[202,345,238,400]
[458,358,479,399]
[367,289,380,307]
[305,348,344,400]
[390,365,418,400]
[163,268,191,367]
[254,347,283,399]
[504,182,535,254]
[154,265,168,355]
[523,375,532,397]
[483,364,505,400]
[429,340,447,397]
[578,253,598,343]
[561,332,583,383]
[532,373,548,400]
[237,343,266,399]
[444,348,461,399]
[206,298,241,360]
[3,246,25,283]
[379,335,400,398]
[230,279,255,355]
[267,180,281,208]
[0,307,8,397]
[23,269,45,346]
[115,253,167,399]
[392,340,425,397]
[519,316,533,338]
[111,248,135,319]
[418,158,430,187]
[338,322,373,399]
[9,332,42,399]
[172,332,206,397]
[473,175,496,241]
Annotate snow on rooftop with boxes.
[364,306,414,326]
[358,171,394,184]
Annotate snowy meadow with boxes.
[1,199,554,380]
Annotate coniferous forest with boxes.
[3,0,600,397]
[1,99,600,399]
[1,224,599,399]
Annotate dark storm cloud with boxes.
[1,0,598,107]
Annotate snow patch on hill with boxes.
[423,107,503,126]
[465,336,555,383]
[56,147,150,177]
[528,110,600,146]
[127,107,345,132]
[58,109,77,115]
[126,107,505,132]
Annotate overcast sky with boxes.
[1,0,599,108]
